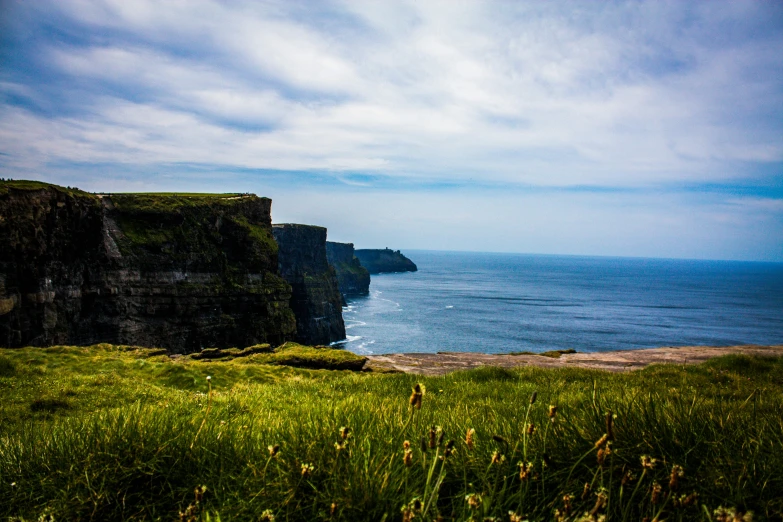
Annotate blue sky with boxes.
[1,1,782,261]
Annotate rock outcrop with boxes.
[272,224,346,345]
[354,248,417,274]
[0,181,296,352]
[326,241,370,297]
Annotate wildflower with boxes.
[518,461,533,481]
[465,493,482,510]
[605,411,614,441]
[465,428,475,450]
[411,498,422,511]
[403,440,413,467]
[526,423,536,436]
[442,439,456,459]
[589,489,608,517]
[640,455,658,470]
[529,391,537,405]
[651,482,662,504]
[548,405,558,422]
[561,494,573,515]
[206,375,211,381]
[491,451,505,465]
[594,433,609,449]
[301,463,315,478]
[194,485,207,503]
[596,442,612,466]
[509,511,524,522]
[334,441,346,453]
[581,482,591,500]
[268,444,280,457]
[260,509,275,522]
[410,383,425,409]
[428,426,439,449]
[669,464,684,490]
[339,426,351,440]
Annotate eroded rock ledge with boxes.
[354,248,417,274]
[326,241,370,297]
[365,345,783,375]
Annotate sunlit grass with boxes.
[1,347,781,520]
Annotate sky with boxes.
[1,1,782,261]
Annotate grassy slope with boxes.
[1,348,782,521]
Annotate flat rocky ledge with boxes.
[365,344,783,376]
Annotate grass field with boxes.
[1,345,781,521]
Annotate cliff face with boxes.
[326,242,370,297]
[0,181,296,352]
[272,225,346,345]
[354,249,418,274]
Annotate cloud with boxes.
[0,0,782,259]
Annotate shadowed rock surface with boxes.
[365,344,783,375]
[354,248,417,274]
[273,224,346,346]
[326,241,370,297]
[0,181,296,352]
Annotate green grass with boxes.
[0,179,93,198]
[1,347,782,521]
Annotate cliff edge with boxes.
[326,241,370,297]
[272,224,346,345]
[0,181,297,352]
[354,248,417,274]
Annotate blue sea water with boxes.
[339,251,783,355]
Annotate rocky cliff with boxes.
[272,225,346,345]
[326,241,370,297]
[0,181,296,352]
[354,248,418,274]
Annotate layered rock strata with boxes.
[272,224,346,345]
[354,248,417,274]
[326,241,370,297]
[0,181,296,352]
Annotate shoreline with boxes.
[365,343,783,375]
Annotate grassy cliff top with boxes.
[106,193,267,214]
[0,180,93,198]
[1,344,781,520]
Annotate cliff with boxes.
[272,224,346,345]
[326,241,370,297]
[354,248,418,274]
[0,181,296,352]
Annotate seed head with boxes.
[206,376,211,381]
[548,405,558,422]
[492,434,508,445]
[529,391,538,405]
[260,509,275,522]
[465,493,482,510]
[605,411,614,441]
[301,463,314,478]
[509,511,524,522]
[442,439,456,459]
[640,455,658,470]
[621,470,636,486]
[330,503,337,516]
[596,442,612,466]
[651,482,662,504]
[669,465,684,490]
[581,482,591,500]
[409,383,425,409]
[491,451,505,465]
[465,428,475,450]
[526,423,536,436]
[268,444,280,457]
[562,494,573,515]
[428,426,438,449]
[518,461,533,481]
[339,426,351,440]
[594,433,609,449]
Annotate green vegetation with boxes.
[0,179,93,198]
[1,347,782,521]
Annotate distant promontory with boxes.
[354,248,417,274]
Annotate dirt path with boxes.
[365,344,783,376]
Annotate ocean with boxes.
[339,250,783,355]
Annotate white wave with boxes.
[445,305,454,309]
